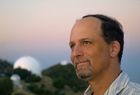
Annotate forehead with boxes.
[74,17,102,29]
[70,17,102,41]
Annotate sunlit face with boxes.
[69,17,111,81]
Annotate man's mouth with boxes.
[76,60,89,70]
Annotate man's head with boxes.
[69,14,124,81]
[83,14,124,62]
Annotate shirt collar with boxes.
[84,85,93,95]
[104,72,129,95]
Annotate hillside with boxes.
[42,63,88,94]
[0,59,88,95]
[0,59,13,76]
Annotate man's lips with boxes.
[75,60,89,70]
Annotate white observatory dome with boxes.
[10,74,22,88]
[14,56,42,76]
[11,74,21,81]
[60,60,68,65]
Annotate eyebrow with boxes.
[80,38,91,41]
[69,38,92,45]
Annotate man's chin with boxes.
[76,71,93,81]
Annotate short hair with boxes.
[82,14,124,62]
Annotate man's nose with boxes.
[72,45,83,57]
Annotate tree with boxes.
[13,68,31,80]
[42,63,88,92]
[25,74,41,83]
[0,59,13,77]
[0,77,13,95]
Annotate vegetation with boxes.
[0,59,13,77]
[0,59,88,95]
[13,68,41,83]
[0,77,13,95]
[42,63,88,92]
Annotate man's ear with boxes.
[109,41,120,58]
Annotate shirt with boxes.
[84,72,140,95]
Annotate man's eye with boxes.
[70,44,74,49]
[83,41,91,45]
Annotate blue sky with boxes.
[0,0,140,83]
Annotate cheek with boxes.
[87,49,104,69]
[70,53,74,63]
[91,50,110,72]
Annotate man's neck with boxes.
[89,63,121,95]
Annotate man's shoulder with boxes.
[108,72,140,95]
[129,81,140,91]
[123,81,140,94]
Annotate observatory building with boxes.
[14,56,42,76]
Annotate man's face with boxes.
[69,17,111,81]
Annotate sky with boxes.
[0,0,140,83]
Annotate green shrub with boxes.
[0,77,13,95]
